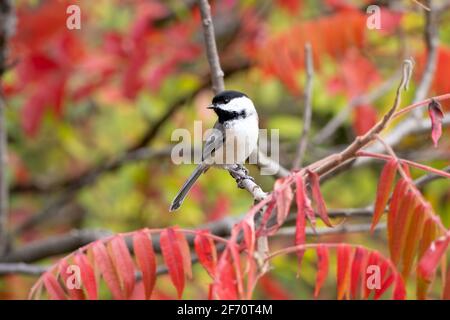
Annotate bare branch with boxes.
[293,43,314,169]
[412,0,438,118]
[198,0,224,94]
[275,222,386,237]
[0,263,47,276]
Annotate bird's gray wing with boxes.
[202,121,225,162]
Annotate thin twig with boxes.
[412,0,438,118]
[293,43,314,169]
[311,59,413,177]
[275,222,386,237]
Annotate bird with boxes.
[169,90,259,212]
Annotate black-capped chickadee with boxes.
[169,90,259,211]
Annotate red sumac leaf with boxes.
[194,230,217,277]
[133,231,156,299]
[160,228,185,299]
[428,99,444,147]
[387,179,408,257]
[274,178,293,226]
[402,203,426,279]
[92,241,123,300]
[58,259,85,300]
[43,272,66,300]
[417,217,437,299]
[74,253,97,300]
[350,246,368,299]
[392,274,406,300]
[213,255,238,299]
[337,244,353,300]
[295,174,316,230]
[418,232,450,281]
[109,235,136,298]
[175,230,193,279]
[308,170,333,227]
[314,245,329,298]
[371,159,397,232]
[374,272,395,300]
[391,190,415,265]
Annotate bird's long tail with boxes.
[169,163,208,212]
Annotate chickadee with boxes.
[169,90,259,211]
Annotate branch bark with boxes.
[198,0,224,94]
[293,43,314,169]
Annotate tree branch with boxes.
[198,0,224,94]
[293,43,314,169]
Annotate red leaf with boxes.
[43,272,66,300]
[350,246,368,299]
[74,253,97,300]
[160,228,185,299]
[133,231,156,299]
[392,274,406,300]
[213,254,238,299]
[337,244,353,299]
[194,230,217,277]
[371,159,397,232]
[308,170,333,227]
[58,259,85,300]
[417,217,437,299]
[373,259,393,300]
[391,190,415,265]
[418,232,450,281]
[175,230,193,279]
[259,275,292,300]
[374,272,395,300]
[428,99,444,147]
[387,179,408,256]
[295,174,316,230]
[92,241,123,300]
[109,235,136,298]
[274,178,294,226]
[314,245,329,298]
[402,203,426,279]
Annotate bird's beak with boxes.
[207,104,216,110]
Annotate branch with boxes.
[0,229,113,263]
[311,59,413,177]
[411,0,438,118]
[293,43,314,169]
[0,263,47,276]
[198,0,224,94]
[275,222,386,237]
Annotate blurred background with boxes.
[0,0,449,299]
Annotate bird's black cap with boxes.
[212,90,248,105]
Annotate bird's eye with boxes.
[224,98,229,103]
